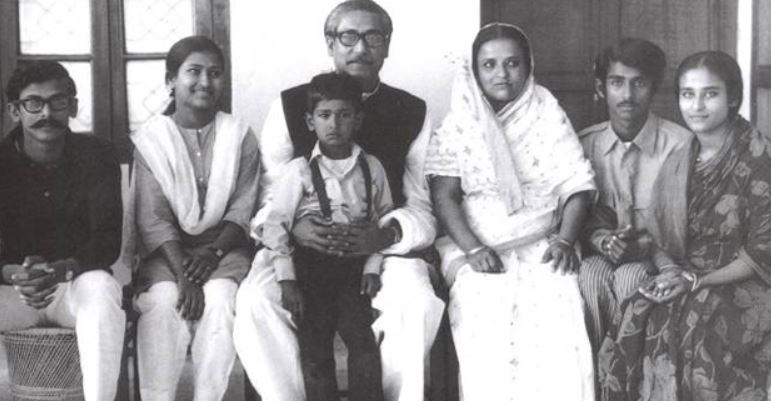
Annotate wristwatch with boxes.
[207,246,225,260]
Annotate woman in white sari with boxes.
[425,23,596,400]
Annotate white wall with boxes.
[230,0,480,134]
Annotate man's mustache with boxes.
[348,56,373,65]
[617,101,638,108]
[30,119,66,129]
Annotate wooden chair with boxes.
[116,284,140,401]
[115,163,141,401]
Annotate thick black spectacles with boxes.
[14,94,71,113]
[331,30,389,48]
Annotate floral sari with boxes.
[598,116,771,401]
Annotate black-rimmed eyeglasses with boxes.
[13,94,72,114]
[330,30,389,48]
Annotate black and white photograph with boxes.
[0,0,769,400]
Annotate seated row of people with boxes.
[1,1,769,401]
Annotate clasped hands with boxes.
[4,256,69,309]
[594,225,652,264]
[291,214,394,257]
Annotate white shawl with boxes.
[130,112,248,235]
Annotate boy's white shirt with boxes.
[252,96,437,256]
[260,142,393,281]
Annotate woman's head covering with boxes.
[471,23,533,92]
[433,23,589,216]
[436,23,536,214]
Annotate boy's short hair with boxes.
[5,60,77,102]
[307,72,363,113]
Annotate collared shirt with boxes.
[579,113,691,233]
[254,83,436,255]
[261,143,393,281]
[0,127,122,283]
[134,119,260,254]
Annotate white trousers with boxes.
[135,278,238,401]
[0,270,126,401]
[233,249,445,401]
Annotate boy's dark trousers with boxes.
[295,246,384,401]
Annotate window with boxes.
[0,0,230,161]
[753,0,771,135]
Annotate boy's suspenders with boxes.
[308,153,373,221]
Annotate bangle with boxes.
[658,264,681,273]
[465,245,486,256]
[552,236,574,248]
[680,271,701,292]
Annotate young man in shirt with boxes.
[578,38,691,351]
[0,61,125,401]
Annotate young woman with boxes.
[425,23,596,401]
[599,51,771,400]
[130,36,259,401]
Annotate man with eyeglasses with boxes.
[0,60,125,401]
[234,1,445,400]
[577,38,691,356]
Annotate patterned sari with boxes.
[598,116,771,401]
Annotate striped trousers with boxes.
[577,255,653,351]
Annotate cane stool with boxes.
[2,327,84,401]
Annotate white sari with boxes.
[425,24,596,401]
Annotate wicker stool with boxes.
[1,327,84,401]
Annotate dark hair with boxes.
[324,0,393,37]
[594,38,666,88]
[307,72,363,113]
[5,60,77,102]
[676,50,743,116]
[472,23,532,84]
[163,35,225,115]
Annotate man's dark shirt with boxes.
[0,127,122,283]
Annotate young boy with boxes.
[261,72,391,401]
